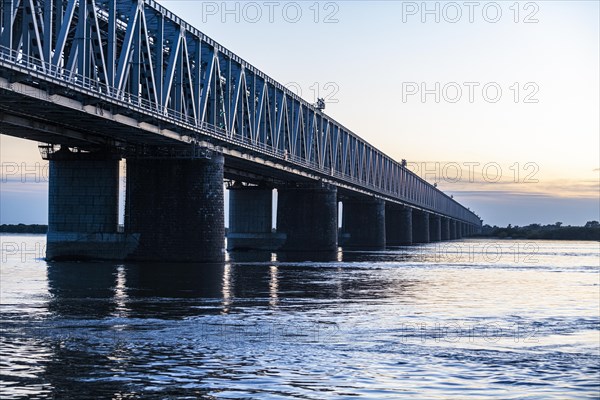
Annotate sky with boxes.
[1,0,599,226]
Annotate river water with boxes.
[1,235,598,399]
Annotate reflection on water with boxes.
[45,256,418,319]
[1,235,599,399]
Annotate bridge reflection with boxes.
[45,249,428,319]
[36,249,432,398]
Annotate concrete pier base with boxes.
[227,184,284,250]
[45,148,132,260]
[277,184,338,252]
[341,196,386,249]
[386,204,413,245]
[429,214,442,242]
[441,217,451,241]
[125,153,225,262]
[412,210,431,243]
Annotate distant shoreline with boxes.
[1,224,48,234]
[1,223,598,241]
[480,223,600,241]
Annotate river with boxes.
[1,235,598,398]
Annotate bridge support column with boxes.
[441,217,451,241]
[385,204,412,245]
[456,221,463,239]
[449,220,457,240]
[341,196,386,249]
[429,214,442,242]
[125,153,225,262]
[46,148,121,260]
[277,184,337,252]
[227,184,283,251]
[412,210,430,243]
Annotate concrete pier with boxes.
[441,217,451,241]
[125,153,225,262]
[429,214,442,242]
[277,184,338,252]
[412,210,431,243]
[227,184,284,250]
[341,196,386,249]
[449,220,457,240]
[46,148,124,260]
[385,204,413,245]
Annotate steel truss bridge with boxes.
[0,0,481,226]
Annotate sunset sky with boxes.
[1,1,598,226]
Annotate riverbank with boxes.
[0,224,47,234]
[3,223,599,241]
[479,223,600,241]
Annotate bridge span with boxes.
[0,0,482,261]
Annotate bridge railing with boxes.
[0,45,481,225]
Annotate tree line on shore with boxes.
[1,222,599,241]
[0,224,48,233]
[479,221,600,241]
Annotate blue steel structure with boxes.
[0,0,481,226]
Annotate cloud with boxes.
[436,178,599,199]
[406,161,600,199]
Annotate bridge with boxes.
[0,0,482,262]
